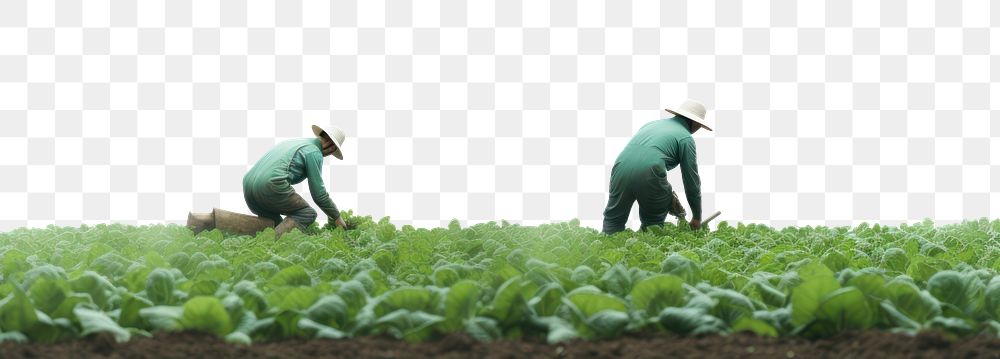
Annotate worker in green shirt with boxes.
[243,125,348,237]
[603,99,712,234]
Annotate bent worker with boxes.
[602,99,712,234]
[243,124,348,237]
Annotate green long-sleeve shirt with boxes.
[615,116,703,220]
[244,138,341,220]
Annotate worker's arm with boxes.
[304,150,341,221]
[679,138,703,221]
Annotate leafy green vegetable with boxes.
[1,216,1000,343]
[660,254,701,285]
[305,295,348,329]
[732,317,778,337]
[815,287,876,332]
[180,297,233,336]
[926,270,985,317]
[659,307,726,335]
[74,307,131,342]
[442,281,481,331]
[630,275,685,315]
[0,288,38,335]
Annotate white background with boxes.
[0,0,996,231]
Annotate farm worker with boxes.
[243,125,348,237]
[602,99,712,234]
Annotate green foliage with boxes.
[442,281,481,331]
[811,287,876,335]
[0,288,38,335]
[2,217,1000,343]
[565,292,627,317]
[732,317,778,337]
[268,265,313,288]
[145,268,175,305]
[660,253,701,285]
[630,275,685,315]
[791,261,840,327]
[926,270,985,317]
[482,278,531,327]
[659,307,726,335]
[305,295,348,329]
[74,307,131,342]
[180,297,232,337]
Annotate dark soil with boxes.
[4,331,1000,359]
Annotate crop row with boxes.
[1,214,999,343]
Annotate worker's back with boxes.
[243,138,318,188]
[615,116,694,173]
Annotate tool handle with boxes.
[701,211,722,226]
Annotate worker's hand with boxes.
[689,219,702,231]
[335,217,347,229]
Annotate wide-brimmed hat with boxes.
[312,125,346,160]
[665,99,712,131]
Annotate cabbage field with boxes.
[2,213,1000,346]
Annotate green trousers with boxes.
[242,177,316,229]
[602,162,673,234]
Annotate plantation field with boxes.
[2,212,1000,348]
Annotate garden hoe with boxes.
[669,190,721,230]
[702,211,723,227]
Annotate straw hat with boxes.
[312,125,346,160]
[665,99,712,131]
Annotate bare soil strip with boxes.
[4,331,1000,359]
